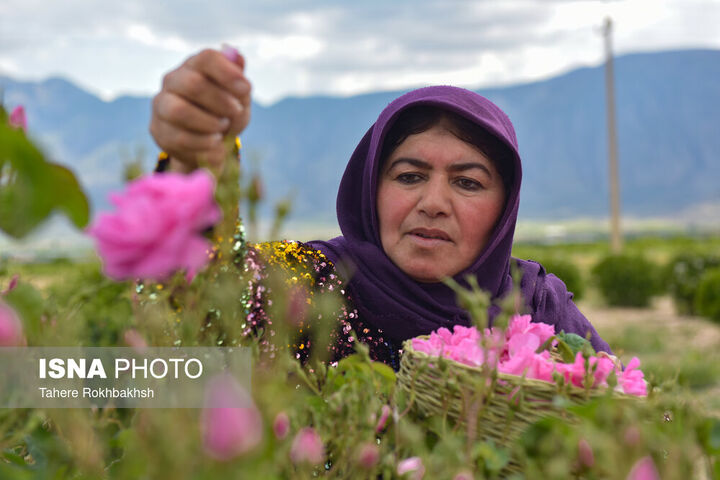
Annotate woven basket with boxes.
[397,337,615,474]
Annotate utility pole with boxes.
[603,17,623,253]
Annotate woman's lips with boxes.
[407,228,452,245]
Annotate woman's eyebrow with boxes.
[386,158,492,177]
[447,162,491,176]
[386,157,430,171]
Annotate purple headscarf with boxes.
[310,86,611,354]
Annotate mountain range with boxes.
[2,49,719,242]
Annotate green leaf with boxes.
[0,119,89,238]
[3,282,46,339]
[535,335,557,354]
[335,353,365,371]
[370,362,396,385]
[1,451,27,467]
[556,339,576,364]
[557,331,592,356]
[710,418,720,451]
[45,162,90,229]
[474,440,510,473]
[698,417,720,455]
[0,463,34,480]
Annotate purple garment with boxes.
[309,86,610,354]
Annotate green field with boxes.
[4,234,719,417]
[2,233,719,478]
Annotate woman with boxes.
[150,48,611,369]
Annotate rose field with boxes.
[2,104,720,479]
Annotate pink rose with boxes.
[397,456,425,479]
[0,301,24,346]
[356,442,380,469]
[591,355,616,387]
[626,456,660,480]
[412,325,505,369]
[87,171,221,281]
[290,427,324,465]
[554,352,620,389]
[201,374,263,461]
[499,349,554,382]
[273,411,290,440]
[507,332,541,356]
[618,357,647,396]
[448,337,486,367]
[8,105,27,132]
[555,352,590,388]
[506,314,555,346]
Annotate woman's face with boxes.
[377,122,506,283]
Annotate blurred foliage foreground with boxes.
[1,104,719,479]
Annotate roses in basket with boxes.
[411,314,647,397]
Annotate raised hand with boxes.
[149,46,251,172]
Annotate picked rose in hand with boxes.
[87,171,221,281]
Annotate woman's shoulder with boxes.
[511,257,551,290]
[511,257,612,354]
[511,257,569,292]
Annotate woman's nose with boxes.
[417,178,451,218]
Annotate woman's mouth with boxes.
[407,228,452,244]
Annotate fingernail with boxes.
[234,80,248,94]
[219,117,230,129]
[212,133,223,142]
[221,44,239,62]
[230,97,243,112]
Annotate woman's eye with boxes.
[455,178,482,191]
[395,173,423,184]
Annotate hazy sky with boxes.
[1,0,719,105]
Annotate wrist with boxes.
[169,156,196,174]
[154,152,196,174]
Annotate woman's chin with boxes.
[400,265,448,284]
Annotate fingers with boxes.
[161,49,251,135]
[150,114,226,169]
[153,90,230,134]
[185,49,250,100]
[228,76,251,137]
[151,114,222,152]
[149,46,252,172]
[184,49,252,136]
[162,69,241,122]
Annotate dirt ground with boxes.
[581,296,720,352]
